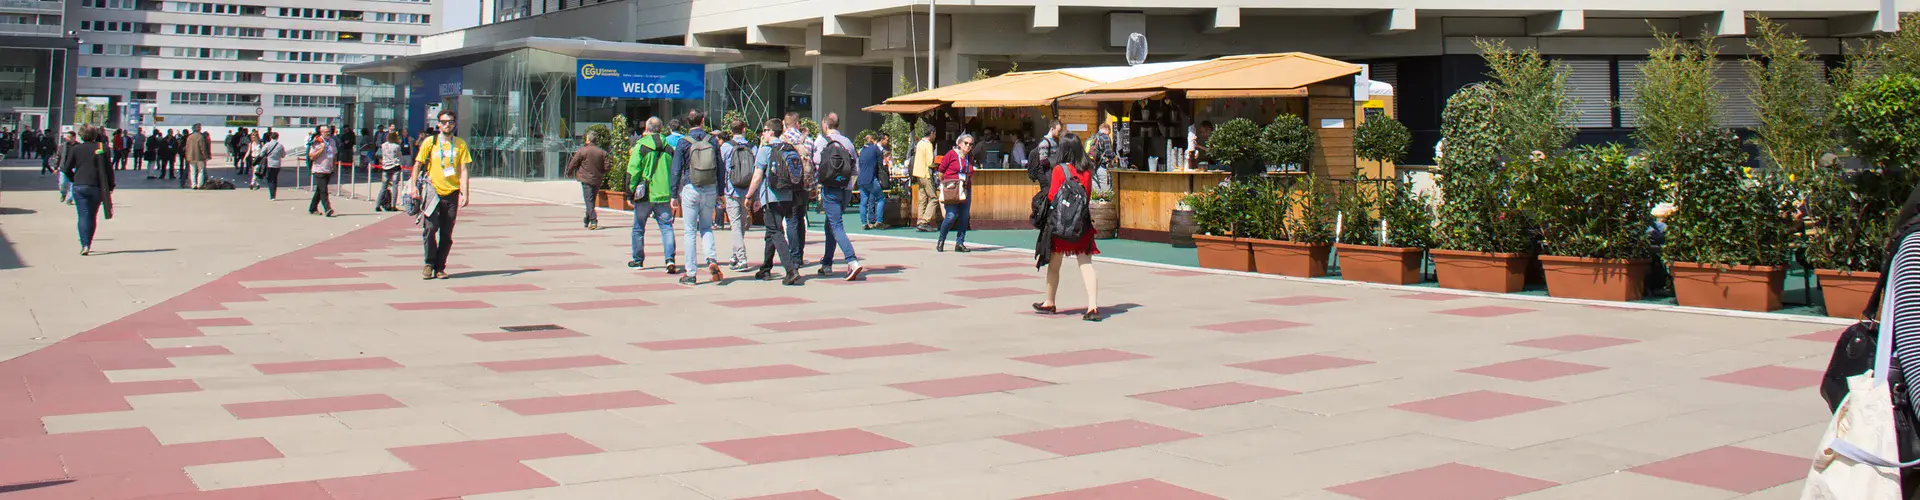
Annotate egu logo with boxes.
[580,64,620,80]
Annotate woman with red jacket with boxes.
[1032,133,1102,321]
[935,133,976,253]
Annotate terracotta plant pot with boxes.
[1336,244,1424,285]
[1670,262,1785,312]
[1817,269,1883,320]
[1193,234,1252,272]
[1431,249,1530,293]
[1250,238,1331,278]
[594,189,610,208]
[602,190,632,211]
[1539,255,1649,302]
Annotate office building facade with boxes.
[0,0,78,134]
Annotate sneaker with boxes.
[422,265,435,279]
[730,262,752,272]
[874,223,891,230]
[627,260,643,269]
[755,269,774,281]
[817,266,833,277]
[434,271,451,280]
[782,274,802,286]
[846,261,865,282]
[678,275,698,286]
[955,244,972,253]
[587,221,598,230]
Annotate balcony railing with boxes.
[0,24,61,36]
[0,0,63,13]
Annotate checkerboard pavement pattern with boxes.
[0,199,1842,499]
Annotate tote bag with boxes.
[1804,281,1917,500]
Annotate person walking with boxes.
[412,111,473,279]
[183,124,211,189]
[226,127,245,170]
[111,129,129,170]
[376,132,406,211]
[37,129,53,176]
[722,119,755,272]
[747,119,806,286]
[935,133,976,253]
[911,127,939,232]
[563,129,608,228]
[811,112,866,281]
[625,117,679,274]
[1033,133,1103,322]
[54,131,75,204]
[858,132,889,230]
[672,110,726,286]
[308,125,337,216]
[260,132,286,200]
[63,125,114,256]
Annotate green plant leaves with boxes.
[1517,145,1660,260]
[1435,84,1531,253]
[1354,116,1410,164]
[1261,114,1315,168]
[1206,118,1264,169]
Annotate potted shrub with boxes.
[1207,118,1265,175]
[1818,72,1920,318]
[597,116,635,211]
[1185,182,1252,271]
[1338,177,1433,285]
[1251,175,1333,277]
[1262,114,1315,176]
[1663,129,1796,311]
[1431,84,1534,292]
[1519,145,1660,301]
[1354,115,1411,173]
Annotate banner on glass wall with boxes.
[576,59,704,100]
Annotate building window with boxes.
[171,24,261,38]
[166,47,239,60]
[273,95,340,108]
[89,44,135,56]
[275,29,338,41]
[170,70,241,82]
[273,7,339,20]
[371,12,429,24]
[132,91,156,103]
[271,73,338,85]
[80,67,133,79]
[81,20,137,32]
[82,0,136,9]
[170,92,260,106]
[369,33,418,45]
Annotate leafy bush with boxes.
[1261,114,1315,169]
[1661,128,1795,267]
[1354,116,1410,164]
[1206,118,1265,170]
[1335,179,1377,245]
[1745,16,1836,179]
[1630,32,1721,182]
[1477,39,1575,161]
[1378,178,1435,249]
[880,113,926,168]
[1805,168,1916,272]
[1836,73,1920,170]
[601,115,635,191]
[1516,144,1660,260]
[1434,84,1531,253]
[1288,175,1338,244]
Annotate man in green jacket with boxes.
[627,117,680,274]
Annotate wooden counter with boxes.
[1115,171,1230,241]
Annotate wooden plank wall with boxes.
[1308,96,1356,180]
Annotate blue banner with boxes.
[575,59,704,100]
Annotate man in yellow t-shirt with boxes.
[410,110,473,280]
[910,127,939,232]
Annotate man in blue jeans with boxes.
[857,133,889,230]
[627,117,679,274]
[748,119,805,286]
[811,113,866,281]
[670,110,724,286]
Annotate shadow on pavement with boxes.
[0,227,20,270]
[92,248,175,256]
[448,269,533,279]
[0,480,75,493]
[0,206,34,215]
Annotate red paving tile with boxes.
[890,373,1054,398]
[343,264,473,272]
[1000,420,1200,456]
[959,273,1033,283]
[1392,391,1564,421]
[1013,348,1151,367]
[507,252,584,258]
[1510,334,1640,351]
[862,302,964,314]
[598,283,690,293]
[756,318,872,332]
[1130,383,1300,410]
[318,463,559,500]
[1229,354,1373,375]
[714,296,814,308]
[1327,463,1557,500]
[479,355,624,373]
[701,428,910,464]
[1252,295,1348,306]
[63,437,282,476]
[387,433,603,470]
[554,298,656,311]
[948,287,1042,299]
[815,343,947,359]
[1196,319,1310,334]
[1435,305,1537,317]
[1395,292,1470,301]
[673,364,826,384]
[154,345,232,357]
[1627,446,1805,493]
[0,470,199,499]
[250,282,398,294]
[111,379,203,396]
[1793,328,1846,343]
[183,317,252,327]
[1458,358,1607,382]
[1705,365,1824,391]
[140,481,336,500]
[448,284,545,293]
[633,336,762,351]
[466,328,590,342]
[388,300,494,311]
[224,394,406,419]
[740,491,842,500]
[1021,479,1223,499]
[254,357,403,375]
[494,391,672,416]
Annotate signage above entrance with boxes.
[575,59,704,100]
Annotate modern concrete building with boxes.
[441,0,1909,166]
[0,0,79,134]
[72,0,442,131]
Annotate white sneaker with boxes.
[845,260,865,282]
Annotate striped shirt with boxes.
[1891,230,1920,390]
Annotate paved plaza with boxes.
[0,162,1852,499]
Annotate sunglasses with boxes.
[437,120,455,124]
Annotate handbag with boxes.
[1804,266,1920,499]
[939,178,967,204]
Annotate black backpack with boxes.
[818,139,855,188]
[769,143,809,193]
[728,142,755,189]
[1047,165,1090,241]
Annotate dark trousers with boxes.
[424,192,460,272]
[310,172,333,213]
[263,167,281,199]
[580,182,598,225]
[938,199,972,245]
[71,184,102,248]
[759,200,804,275]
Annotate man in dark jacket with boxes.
[564,130,609,230]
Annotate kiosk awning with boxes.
[1081,53,1362,97]
[1058,90,1165,103]
[862,102,942,114]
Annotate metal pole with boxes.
[927,0,936,88]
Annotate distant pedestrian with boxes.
[63,125,113,256]
[1034,133,1102,322]
[183,124,211,188]
[130,127,146,172]
[748,119,806,286]
[911,127,939,231]
[376,132,406,212]
[563,129,608,228]
[722,119,754,271]
[935,133,976,253]
[260,132,286,200]
[812,112,865,281]
[672,110,727,286]
[411,110,473,280]
[308,125,337,216]
[625,117,679,274]
[858,132,890,230]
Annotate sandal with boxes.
[1082,308,1105,322]
[1031,303,1057,315]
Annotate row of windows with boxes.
[369,12,428,24]
[167,2,241,15]
[171,69,240,82]
[79,20,137,32]
[273,7,336,20]
[80,67,134,79]
[88,44,135,56]
[276,29,336,41]
[370,34,418,45]
[271,73,338,85]
[274,95,338,108]
[167,47,237,60]
[172,24,263,38]
[81,0,135,9]
[171,92,260,106]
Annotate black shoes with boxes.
[782,274,802,286]
[936,242,946,253]
[817,266,833,277]
[665,263,683,275]
[955,244,972,253]
[627,260,644,269]
[755,269,774,281]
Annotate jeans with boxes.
[71,184,101,248]
[379,169,404,209]
[859,182,886,226]
[263,167,281,199]
[630,200,676,264]
[759,200,804,275]
[723,194,749,265]
[57,171,71,202]
[938,199,971,245]
[424,192,459,272]
[131,150,143,170]
[188,161,207,188]
[579,182,598,225]
[820,187,859,267]
[680,184,718,267]
[310,172,333,213]
[915,176,941,227]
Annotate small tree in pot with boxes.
[1251,174,1335,277]
[1207,118,1265,175]
[1431,84,1532,292]
[1663,128,1796,311]
[1518,145,1661,302]
[1819,72,1920,318]
[1339,175,1434,285]
[597,116,635,211]
[1354,115,1411,167]
[1262,114,1315,175]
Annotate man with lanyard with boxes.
[1029,120,1063,182]
[411,111,472,280]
